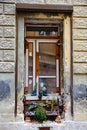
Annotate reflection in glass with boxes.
[28,78,33,94]
[39,78,56,93]
[39,43,56,76]
[28,43,33,76]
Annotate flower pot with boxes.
[39,127,50,130]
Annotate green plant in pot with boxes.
[38,90,43,100]
[35,103,47,123]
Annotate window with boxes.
[26,23,58,37]
[25,38,60,99]
[24,21,62,100]
[23,19,65,121]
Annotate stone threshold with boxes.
[0,121,87,130]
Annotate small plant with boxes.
[35,104,47,123]
[38,102,45,107]
[38,91,43,100]
[28,102,37,111]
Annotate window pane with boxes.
[28,78,33,94]
[28,43,33,76]
[39,78,56,93]
[39,43,56,76]
[26,26,58,37]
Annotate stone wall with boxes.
[73,0,87,121]
[0,0,87,123]
[0,121,87,130]
[15,0,72,4]
[0,0,16,122]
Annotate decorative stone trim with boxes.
[4,4,15,15]
[0,62,15,72]
[0,15,15,26]
[0,38,15,49]
[3,26,15,38]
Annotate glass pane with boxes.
[39,78,56,93]
[28,78,33,94]
[26,26,58,37]
[39,43,56,76]
[28,43,33,76]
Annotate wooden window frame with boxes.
[25,38,59,100]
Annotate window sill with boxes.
[25,93,58,100]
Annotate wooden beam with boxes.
[25,36,59,39]
[16,4,73,13]
[36,52,40,76]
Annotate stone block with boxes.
[73,18,87,29]
[73,0,87,5]
[0,38,15,49]
[73,6,87,17]
[0,50,3,61]
[45,0,59,4]
[73,75,87,85]
[73,40,87,51]
[0,4,3,14]
[74,100,87,121]
[11,0,70,4]
[74,63,87,74]
[0,62,15,72]
[3,27,15,38]
[45,0,68,4]
[0,73,15,99]
[3,50,15,61]
[73,29,87,40]
[0,15,15,25]
[4,4,15,14]
[0,80,11,101]
[0,27,3,37]
[0,0,15,3]
[74,52,87,62]
[16,0,44,4]
[73,84,87,100]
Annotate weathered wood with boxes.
[25,36,59,39]
[56,44,60,59]
[16,3,73,13]
[36,52,40,76]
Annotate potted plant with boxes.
[38,90,43,100]
[35,103,47,123]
